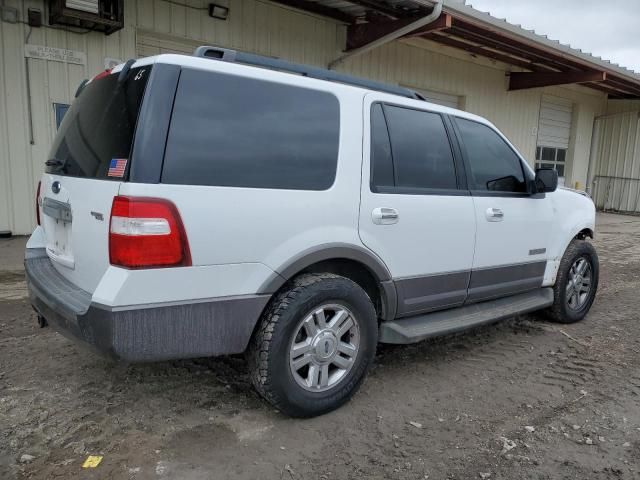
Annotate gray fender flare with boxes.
[257,243,397,320]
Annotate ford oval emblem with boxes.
[51,181,61,194]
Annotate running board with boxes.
[379,288,554,344]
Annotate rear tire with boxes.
[247,273,377,417]
[544,239,599,324]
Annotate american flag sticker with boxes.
[108,158,127,177]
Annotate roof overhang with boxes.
[269,0,640,98]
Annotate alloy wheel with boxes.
[288,303,360,392]
[566,256,592,310]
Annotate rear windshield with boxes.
[46,66,151,180]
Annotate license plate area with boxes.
[42,197,75,269]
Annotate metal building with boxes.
[1,0,639,235]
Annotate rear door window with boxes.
[370,103,395,188]
[46,66,151,180]
[162,68,340,190]
[370,103,458,192]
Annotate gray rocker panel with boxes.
[379,288,553,344]
[467,261,546,302]
[393,261,547,317]
[394,270,470,317]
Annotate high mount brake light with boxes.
[109,196,191,269]
[92,68,113,81]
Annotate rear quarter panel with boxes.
[117,84,366,301]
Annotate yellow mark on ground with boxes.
[82,456,103,468]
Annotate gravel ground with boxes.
[1,212,640,479]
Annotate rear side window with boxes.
[47,66,151,179]
[370,103,457,191]
[454,118,527,193]
[162,69,340,190]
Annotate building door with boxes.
[535,95,573,185]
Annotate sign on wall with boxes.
[24,44,86,65]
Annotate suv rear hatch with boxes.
[39,64,151,292]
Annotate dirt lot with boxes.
[1,212,640,479]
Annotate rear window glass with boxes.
[46,66,151,179]
[370,103,457,191]
[161,68,340,190]
[370,103,395,188]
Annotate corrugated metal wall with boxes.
[0,0,137,235]
[0,0,607,234]
[590,111,640,213]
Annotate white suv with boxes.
[26,47,598,417]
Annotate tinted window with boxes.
[370,104,394,188]
[379,105,457,190]
[162,69,340,190]
[455,118,527,193]
[47,66,150,179]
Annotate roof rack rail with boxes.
[193,45,421,100]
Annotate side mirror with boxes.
[534,168,558,193]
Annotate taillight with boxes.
[36,181,42,226]
[109,196,191,269]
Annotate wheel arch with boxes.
[575,227,594,240]
[559,223,595,259]
[544,222,596,287]
[257,244,397,320]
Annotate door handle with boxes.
[372,207,399,225]
[486,207,504,222]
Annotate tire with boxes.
[544,239,599,324]
[247,273,378,417]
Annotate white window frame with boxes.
[535,146,567,184]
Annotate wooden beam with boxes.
[449,25,579,73]
[269,0,354,23]
[404,13,452,38]
[347,17,420,50]
[446,17,586,72]
[423,32,552,72]
[608,94,640,100]
[605,77,640,96]
[584,82,628,96]
[347,13,451,51]
[509,71,607,90]
[344,0,418,19]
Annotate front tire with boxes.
[247,273,378,417]
[545,239,599,324]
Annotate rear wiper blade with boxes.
[45,158,69,173]
[118,59,136,84]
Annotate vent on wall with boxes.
[66,1,99,14]
[49,0,124,35]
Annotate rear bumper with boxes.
[25,248,270,362]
